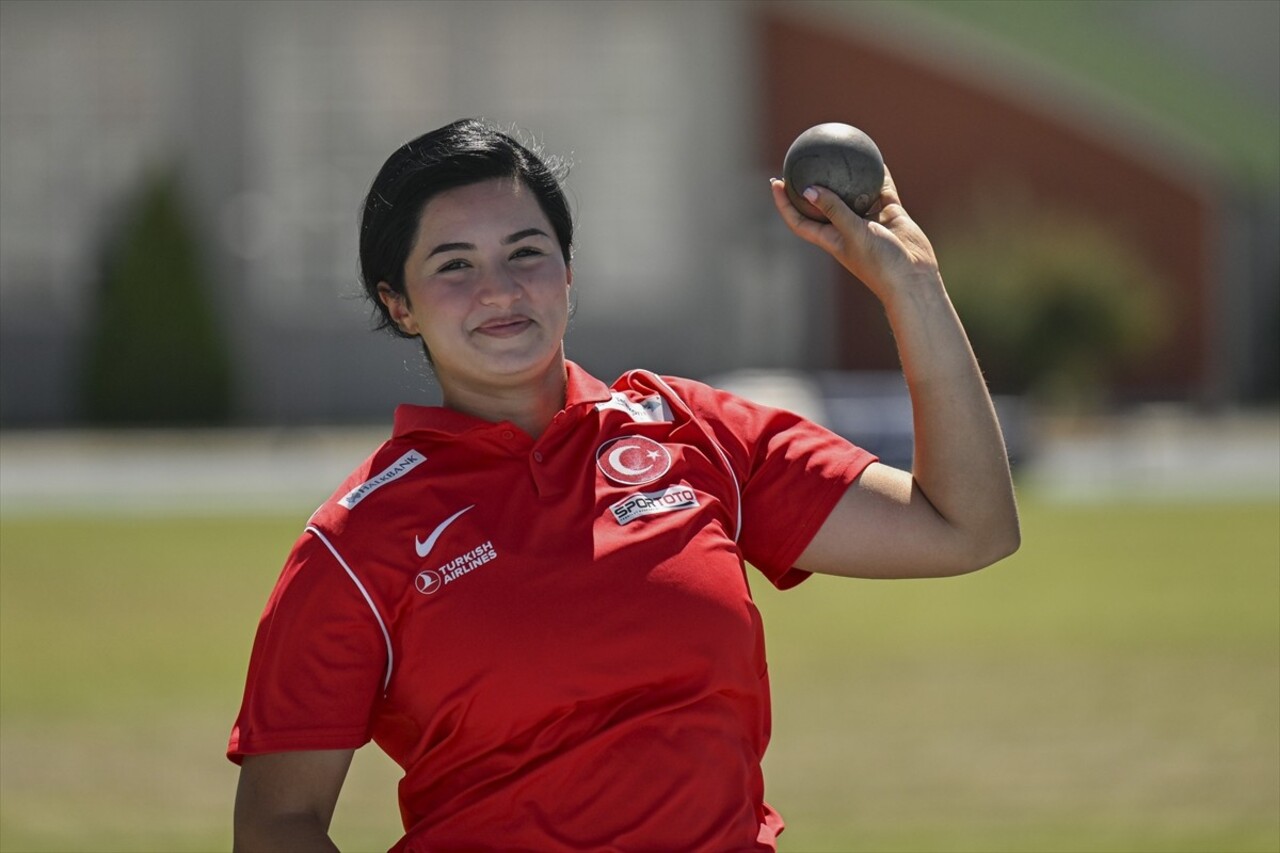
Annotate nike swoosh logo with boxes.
[415,505,475,559]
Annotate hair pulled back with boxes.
[358,118,574,338]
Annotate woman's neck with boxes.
[439,356,568,439]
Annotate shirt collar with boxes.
[391,360,612,438]
[564,359,613,408]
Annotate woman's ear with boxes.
[377,282,418,335]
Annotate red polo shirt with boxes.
[229,362,875,852]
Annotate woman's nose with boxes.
[477,267,522,305]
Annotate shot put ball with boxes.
[782,123,885,221]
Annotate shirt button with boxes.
[533,451,545,463]
[501,430,515,440]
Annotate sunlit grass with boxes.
[1,497,1277,851]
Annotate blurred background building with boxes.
[1,0,1277,427]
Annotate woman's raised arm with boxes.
[769,171,1020,579]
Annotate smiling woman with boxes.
[359,121,574,332]
[227,117,1019,852]
[375,179,573,436]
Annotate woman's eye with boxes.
[438,259,470,272]
[511,246,543,260]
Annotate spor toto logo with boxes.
[595,435,672,486]
[414,569,443,595]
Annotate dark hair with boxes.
[358,118,574,338]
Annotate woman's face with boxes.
[381,178,572,395]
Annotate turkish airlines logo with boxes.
[595,435,672,486]
[412,505,500,596]
[414,569,443,595]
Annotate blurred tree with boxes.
[935,196,1169,408]
[80,168,233,425]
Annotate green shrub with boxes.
[935,197,1169,406]
[80,168,233,425]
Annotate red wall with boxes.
[757,9,1211,397]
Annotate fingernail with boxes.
[803,187,819,203]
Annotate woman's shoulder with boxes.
[301,432,434,534]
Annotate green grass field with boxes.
[1,496,1277,852]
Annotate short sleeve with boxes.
[673,379,877,589]
[227,529,388,763]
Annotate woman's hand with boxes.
[769,169,938,306]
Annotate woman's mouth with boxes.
[475,317,533,338]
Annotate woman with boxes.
[229,118,1019,852]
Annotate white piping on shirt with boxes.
[639,371,743,543]
[306,525,394,693]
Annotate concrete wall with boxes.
[1,0,804,426]
[3,0,1273,425]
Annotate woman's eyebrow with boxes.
[426,241,474,258]
[503,228,551,244]
[425,228,549,259]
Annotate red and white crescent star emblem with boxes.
[595,435,672,486]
